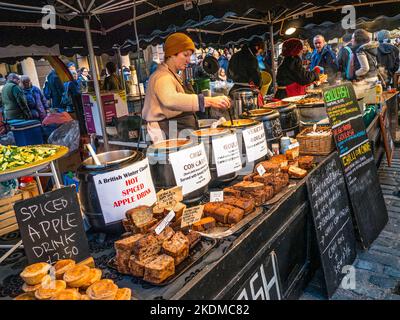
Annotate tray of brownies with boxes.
[110,195,217,286]
[195,151,317,238]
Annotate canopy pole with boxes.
[83,16,109,151]
[116,47,126,91]
[269,24,277,94]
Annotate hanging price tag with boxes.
[155,210,175,235]
[257,164,266,177]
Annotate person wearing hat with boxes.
[377,30,399,86]
[275,38,324,99]
[142,32,231,143]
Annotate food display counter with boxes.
[0,86,394,301]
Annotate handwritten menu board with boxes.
[323,83,388,248]
[14,187,90,265]
[307,154,357,298]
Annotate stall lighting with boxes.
[285,27,297,35]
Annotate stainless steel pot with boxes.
[241,108,283,149]
[191,128,238,187]
[77,150,145,234]
[231,90,258,118]
[146,139,208,204]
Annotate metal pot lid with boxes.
[241,108,280,120]
[192,128,230,137]
[81,150,140,169]
[149,139,192,152]
[220,119,259,128]
[263,101,291,109]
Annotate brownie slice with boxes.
[256,161,280,174]
[185,231,201,249]
[298,156,315,170]
[223,197,255,215]
[192,217,216,232]
[129,255,157,278]
[223,187,242,198]
[132,234,161,261]
[243,173,256,181]
[232,181,264,192]
[126,206,153,225]
[154,226,175,244]
[253,173,274,185]
[162,232,190,266]
[227,207,245,224]
[143,255,175,284]
[204,202,221,215]
[114,234,144,251]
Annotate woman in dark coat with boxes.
[275,38,323,100]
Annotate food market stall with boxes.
[0,80,396,300]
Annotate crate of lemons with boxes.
[14,257,131,300]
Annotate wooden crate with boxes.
[0,191,31,237]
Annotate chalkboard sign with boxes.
[323,83,388,248]
[307,154,357,298]
[14,186,90,264]
[233,251,281,300]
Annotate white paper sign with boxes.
[181,205,204,228]
[257,164,266,177]
[287,142,300,150]
[169,142,211,196]
[210,191,224,202]
[212,133,242,177]
[155,210,175,235]
[242,123,269,162]
[94,158,157,224]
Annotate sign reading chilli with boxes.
[169,142,211,196]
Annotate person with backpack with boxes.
[59,70,80,113]
[43,69,64,109]
[352,29,379,82]
[2,73,32,121]
[377,30,400,86]
[21,75,48,121]
[337,34,355,81]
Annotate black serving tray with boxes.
[108,237,217,286]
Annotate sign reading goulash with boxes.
[14,187,90,265]
[211,133,242,177]
[323,83,388,248]
[242,123,269,162]
[94,158,157,224]
[169,142,211,196]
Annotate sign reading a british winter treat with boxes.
[94,158,157,224]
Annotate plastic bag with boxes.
[0,131,16,146]
[0,179,18,199]
[48,120,80,152]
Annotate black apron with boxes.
[157,68,198,139]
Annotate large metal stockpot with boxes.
[241,108,283,149]
[220,119,265,172]
[191,127,239,187]
[77,150,145,234]
[263,101,300,138]
[146,138,208,204]
[231,90,258,118]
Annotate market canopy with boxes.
[2,0,399,56]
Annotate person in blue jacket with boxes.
[310,35,338,82]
